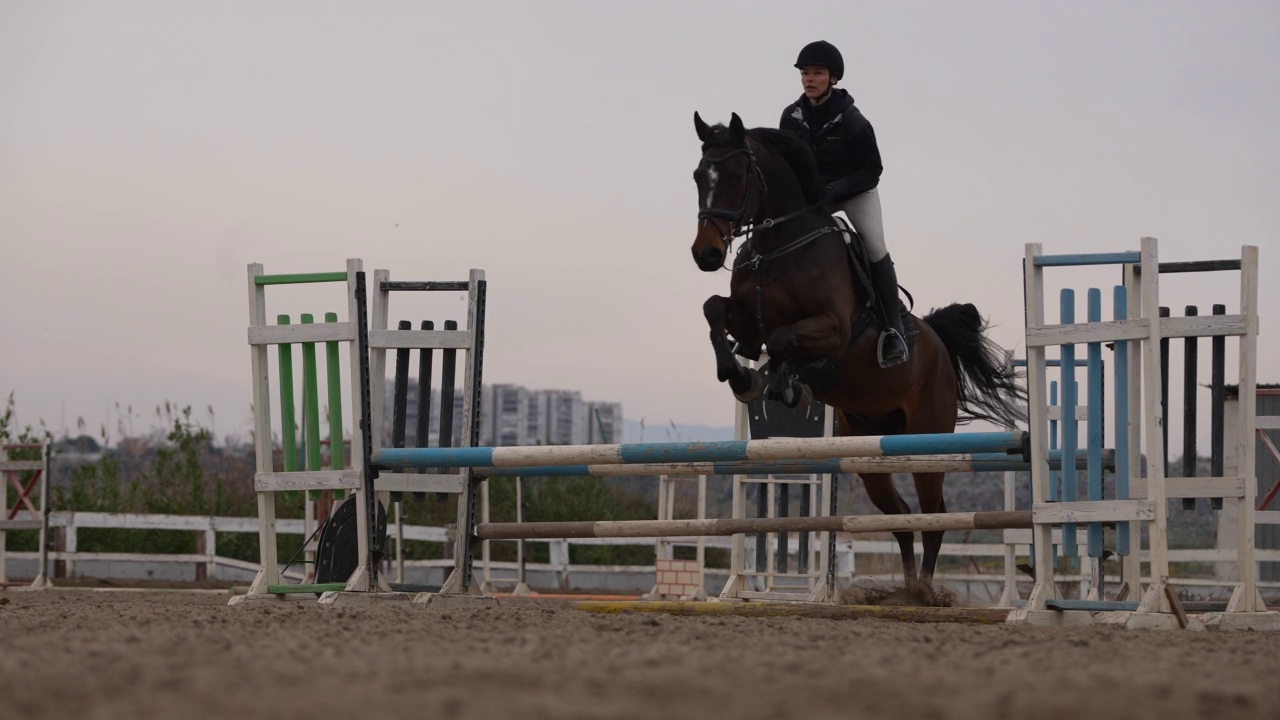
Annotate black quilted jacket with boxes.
[779,88,883,203]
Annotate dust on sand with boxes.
[0,591,1273,719]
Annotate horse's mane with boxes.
[747,128,826,206]
[702,124,826,207]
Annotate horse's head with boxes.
[691,112,765,272]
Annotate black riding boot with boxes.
[870,254,909,368]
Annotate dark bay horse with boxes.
[691,112,1026,585]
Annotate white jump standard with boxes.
[1011,237,1275,630]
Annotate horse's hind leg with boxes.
[703,296,763,400]
[913,472,947,585]
[860,472,917,582]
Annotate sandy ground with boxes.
[1,591,1276,720]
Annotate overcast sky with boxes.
[2,1,1277,450]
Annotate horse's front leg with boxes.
[763,312,850,407]
[704,296,764,401]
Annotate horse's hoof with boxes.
[780,386,797,408]
[716,359,737,383]
[794,383,813,410]
[732,369,766,403]
[780,383,812,410]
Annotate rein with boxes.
[698,139,826,266]
[731,202,823,239]
[737,226,841,272]
[698,135,853,342]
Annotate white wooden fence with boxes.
[4,510,1280,599]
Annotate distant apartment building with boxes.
[543,389,588,446]
[380,380,467,448]
[382,380,620,448]
[488,383,530,447]
[526,390,550,446]
[586,401,624,444]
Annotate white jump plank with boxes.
[0,519,42,530]
[0,460,45,471]
[375,472,467,494]
[367,329,474,350]
[1161,315,1247,339]
[1025,319,1149,347]
[1047,406,1091,422]
[1130,476,1248,500]
[247,323,356,346]
[1026,315,1248,348]
[254,470,362,491]
[1032,500,1156,524]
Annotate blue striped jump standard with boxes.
[372,431,1028,470]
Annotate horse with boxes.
[690,112,1027,586]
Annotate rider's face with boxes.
[800,66,833,102]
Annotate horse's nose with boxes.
[694,245,724,272]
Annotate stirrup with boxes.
[876,329,909,369]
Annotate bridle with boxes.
[696,141,769,247]
[697,138,836,271]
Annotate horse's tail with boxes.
[922,303,1028,428]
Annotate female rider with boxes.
[780,40,908,368]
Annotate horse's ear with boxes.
[729,113,746,146]
[694,112,711,143]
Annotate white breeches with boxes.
[827,187,888,262]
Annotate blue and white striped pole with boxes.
[373,431,1027,470]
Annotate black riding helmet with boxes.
[794,40,844,80]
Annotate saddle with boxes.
[836,215,917,342]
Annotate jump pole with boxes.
[475,510,1032,541]
[373,430,1027,470]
